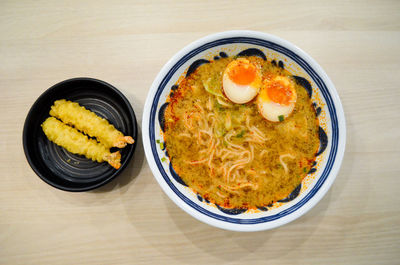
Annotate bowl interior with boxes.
[23,78,137,191]
[144,32,344,231]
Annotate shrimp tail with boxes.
[114,136,135,148]
[104,151,121,170]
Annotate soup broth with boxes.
[163,56,319,209]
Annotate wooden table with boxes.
[1,1,399,264]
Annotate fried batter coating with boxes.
[50,99,134,148]
[41,117,121,169]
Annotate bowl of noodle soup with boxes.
[143,31,346,231]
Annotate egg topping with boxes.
[222,58,261,104]
[257,76,297,122]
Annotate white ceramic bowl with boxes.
[142,30,346,232]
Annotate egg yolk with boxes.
[228,60,257,85]
[266,80,293,105]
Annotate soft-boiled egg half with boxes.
[222,58,261,104]
[257,76,297,122]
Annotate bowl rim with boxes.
[143,30,346,231]
[22,77,138,192]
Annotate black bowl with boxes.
[23,77,138,191]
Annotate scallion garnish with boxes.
[278,115,284,122]
[236,130,245,138]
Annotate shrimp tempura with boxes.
[49,99,134,148]
[41,117,121,169]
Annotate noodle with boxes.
[279,154,296,174]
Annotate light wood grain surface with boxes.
[1,0,400,264]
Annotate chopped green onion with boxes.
[278,115,284,122]
[236,130,245,138]
[303,167,308,173]
[215,126,226,138]
[160,142,164,149]
[214,101,222,110]
[161,157,167,162]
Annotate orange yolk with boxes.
[267,80,293,105]
[228,61,257,85]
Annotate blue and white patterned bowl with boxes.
[142,31,346,231]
